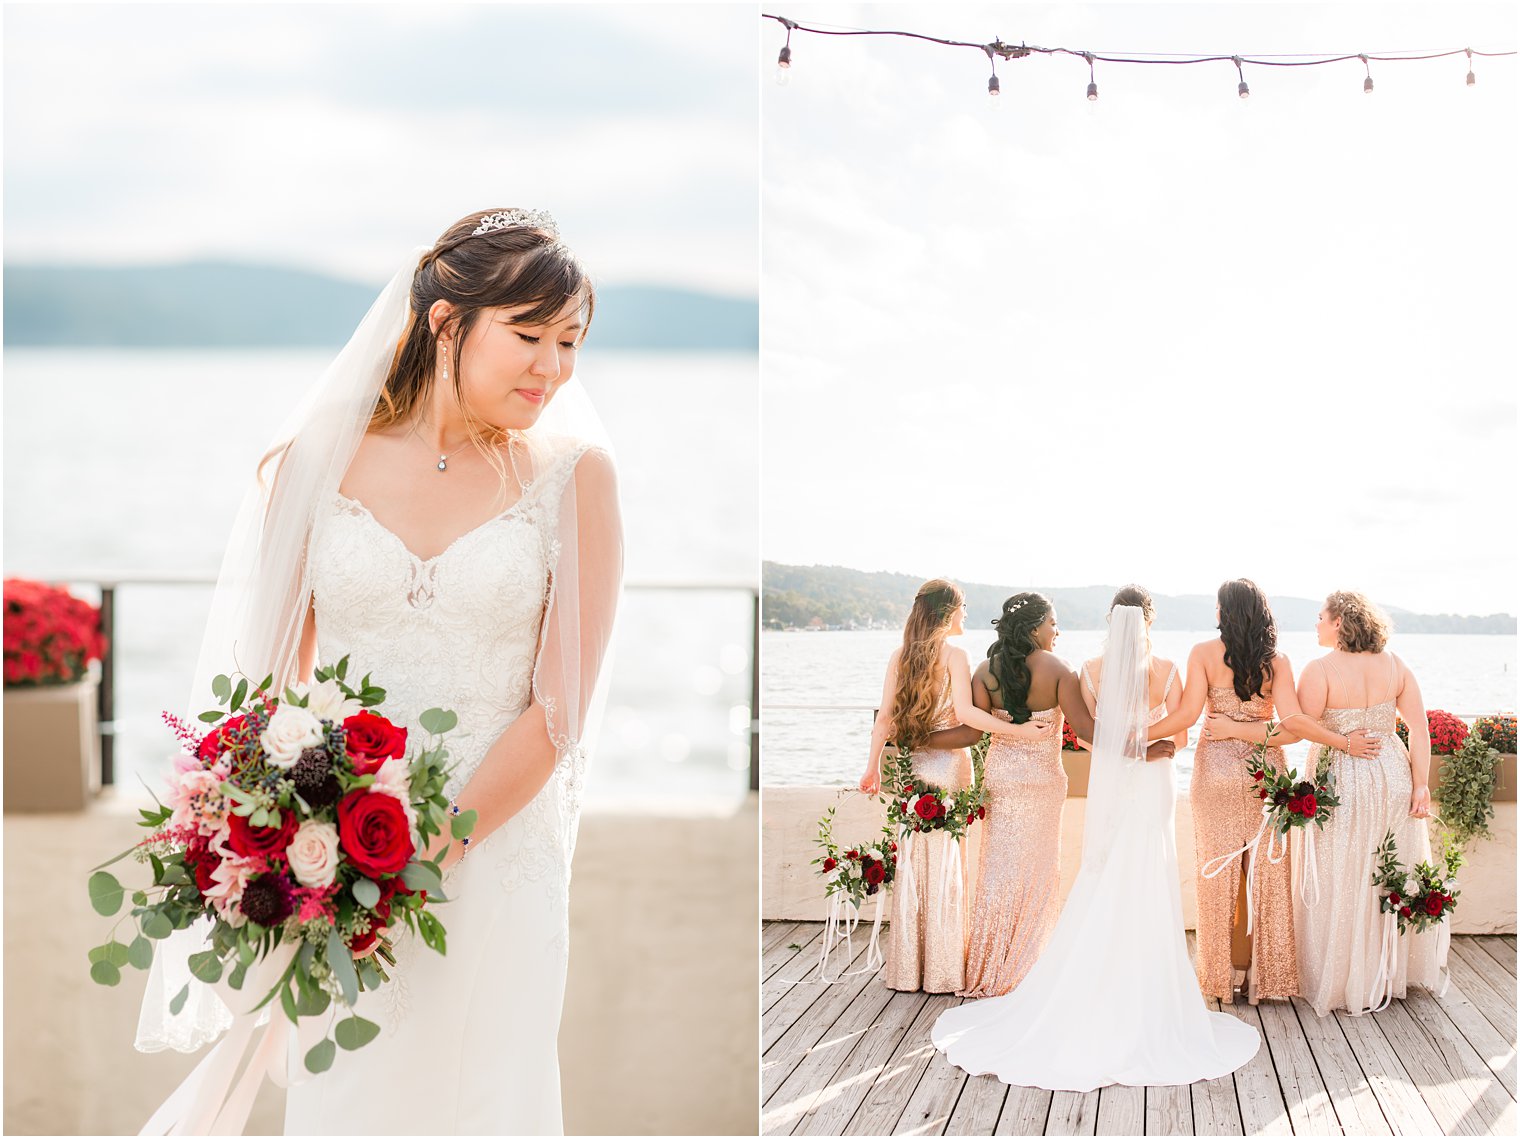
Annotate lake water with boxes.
[3,348,757,810]
[763,628,1518,787]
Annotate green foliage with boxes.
[335,1015,381,1051]
[304,1039,337,1075]
[88,871,124,916]
[1435,732,1502,849]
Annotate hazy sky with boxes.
[761,2,1518,615]
[3,3,757,293]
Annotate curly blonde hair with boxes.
[1325,590,1392,654]
[891,579,963,752]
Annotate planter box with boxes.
[3,680,100,812]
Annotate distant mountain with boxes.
[762,562,1517,635]
[2,263,757,351]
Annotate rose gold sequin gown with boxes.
[960,706,1065,997]
[884,682,973,993]
[1296,698,1448,1016]
[1190,686,1300,1003]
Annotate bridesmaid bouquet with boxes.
[1247,723,1340,834]
[1371,829,1463,933]
[86,654,475,1073]
[813,806,896,907]
[882,745,987,841]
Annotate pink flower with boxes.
[200,828,259,926]
[291,884,339,923]
[168,765,229,836]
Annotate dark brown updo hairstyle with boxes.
[987,592,1053,724]
[1325,590,1392,654]
[371,209,594,489]
[891,579,964,752]
[1218,579,1277,702]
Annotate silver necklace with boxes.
[410,421,527,489]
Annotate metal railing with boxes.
[52,575,760,794]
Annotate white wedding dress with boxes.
[283,442,592,1135]
[932,607,1259,1091]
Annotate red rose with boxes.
[889,842,897,852]
[1388,892,1401,905]
[336,790,415,878]
[901,785,914,796]
[864,861,885,885]
[914,796,940,821]
[347,923,381,956]
[343,711,408,776]
[846,850,858,860]
[1424,895,1443,916]
[1252,770,1265,782]
[822,857,837,872]
[1399,905,1412,918]
[1301,794,1318,817]
[371,875,420,923]
[977,806,986,819]
[226,809,299,861]
[1285,797,1301,816]
[1258,789,1269,800]
[198,714,246,762]
[183,835,220,895]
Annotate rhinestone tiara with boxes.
[472,208,559,238]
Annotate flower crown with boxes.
[472,208,559,238]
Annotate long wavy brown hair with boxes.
[890,579,963,751]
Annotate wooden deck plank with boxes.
[1256,998,1340,1135]
[992,1087,1053,1136]
[1144,1083,1194,1136]
[1188,996,1244,1137]
[1446,943,1518,1041]
[794,989,930,1137]
[765,978,901,1133]
[1371,995,1511,1136]
[765,924,826,990]
[1451,938,1517,1018]
[1286,997,1392,1135]
[1332,1007,1445,1137]
[765,920,806,955]
[1402,990,1517,1129]
[765,936,878,1064]
[1431,965,1519,1098]
[1043,1091,1099,1137]
[1474,935,1517,979]
[1219,999,1292,1135]
[892,1011,971,1135]
[944,1075,1007,1136]
[844,994,961,1136]
[1093,1085,1142,1136]
[1499,935,1516,954]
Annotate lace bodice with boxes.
[1206,684,1274,724]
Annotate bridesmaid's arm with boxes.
[947,646,1055,739]
[1267,657,1369,755]
[1164,662,1189,749]
[859,651,901,795]
[1391,656,1432,817]
[925,669,991,748]
[1055,665,1095,741]
[1146,643,1208,740]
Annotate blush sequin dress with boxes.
[883,677,973,993]
[1295,659,1448,1016]
[1189,685,1300,1004]
[959,705,1066,997]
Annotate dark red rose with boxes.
[197,714,247,762]
[1286,797,1303,816]
[1388,891,1401,905]
[846,850,858,860]
[1424,895,1443,916]
[226,810,299,861]
[183,835,220,895]
[336,790,415,878]
[900,785,914,796]
[343,711,408,776]
[889,842,897,852]
[1259,789,1269,800]
[822,857,837,872]
[977,806,986,819]
[864,861,885,885]
[1301,794,1318,817]
[914,795,940,821]
[347,923,381,955]
[1252,769,1265,782]
[1399,905,1412,918]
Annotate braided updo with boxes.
[1325,590,1392,654]
[987,592,1052,723]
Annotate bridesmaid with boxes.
[1208,590,1447,1014]
[858,579,1055,994]
[958,591,1101,998]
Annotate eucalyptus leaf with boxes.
[212,674,232,701]
[334,1015,381,1051]
[450,809,478,841]
[88,871,125,917]
[88,941,130,968]
[128,936,154,970]
[169,983,190,1016]
[400,860,443,897]
[227,961,248,991]
[304,1039,337,1075]
[295,985,330,1018]
[419,708,458,735]
[198,710,225,724]
[336,657,349,681]
[326,930,359,1008]
[231,678,248,712]
[91,960,122,986]
[351,879,381,909]
[188,950,223,984]
[280,980,299,1025]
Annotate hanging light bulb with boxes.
[1361,54,1374,94]
[1466,47,1476,86]
[985,46,1000,107]
[989,74,1001,97]
[1233,56,1249,99]
[776,19,795,87]
[1084,54,1098,101]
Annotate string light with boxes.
[777,16,795,86]
[985,45,1000,103]
[760,12,1515,104]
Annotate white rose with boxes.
[848,862,862,879]
[301,678,363,725]
[824,867,842,884]
[260,704,325,768]
[1445,878,1460,891]
[286,820,341,889]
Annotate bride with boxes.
[135,208,621,1135]
[932,605,1258,1091]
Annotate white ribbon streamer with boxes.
[896,825,918,921]
[1200,804,1287,936]
[1368,909,1400,1013]
[935,835,962,932]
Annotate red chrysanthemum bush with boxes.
[1394,709,1470,755]
[3,578,108,687]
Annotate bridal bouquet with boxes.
[1372,829,1462,934]
[1248,724,1340,834]
[813,806,896,908]
[87,655,475,1073]
[882,744,987,841]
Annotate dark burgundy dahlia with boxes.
[239,873,295,927]
[290,746,340,808]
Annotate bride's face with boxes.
[1034,610,1059,651]
[451,299,586,430]
[1315,606,1340,649]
